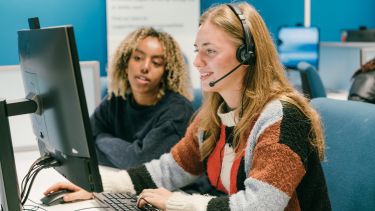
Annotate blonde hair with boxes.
[107,27,193,101]
[199,3,325,160]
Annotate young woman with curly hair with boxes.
[91,27,194,169]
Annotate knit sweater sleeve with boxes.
[99,119,204,195]
[164,100,314,211]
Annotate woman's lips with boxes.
[200,72,213,80]
[135,75,150,84]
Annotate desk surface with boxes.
[15,150,104,211]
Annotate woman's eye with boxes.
[152,62,162,67]
[133,55,141,61]
[206,49,216,55]
[152,60,164,67]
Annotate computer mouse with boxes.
[40,189,72,206]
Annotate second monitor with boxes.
[277,26,320,70]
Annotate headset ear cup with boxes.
[236,44,253,65]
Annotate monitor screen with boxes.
[277,26,319,69]
[17,25,103,193]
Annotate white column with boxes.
[304,0,311,27]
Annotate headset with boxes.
[227,4,256,65]
[209,4,256,87]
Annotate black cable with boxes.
[21,159,48,202]
[21,157,45,194]
[20,155,60,206]
[21,163,43,200]
[22,162,54,205]
[21,165,44,200]
[21,166,45,205]
[21,155,52,191]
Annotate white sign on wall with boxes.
[106,0,201,88]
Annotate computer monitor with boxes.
[0,62,101,152]
[277,26,320,70]
[17,22,103,192]
[344,29,375,42]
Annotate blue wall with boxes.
[312,0,375,41]
[1,0,374,75]
[0,0,107,75]
[202,0,304,39]
[202,0,375,42]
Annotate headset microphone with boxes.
[208,63,243,87]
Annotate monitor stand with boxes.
[0,98,37,211]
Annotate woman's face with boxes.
[193,21,247,93]
[127,36,165,99]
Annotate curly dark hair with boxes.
[107,27,193,101]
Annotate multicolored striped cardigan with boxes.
[99,99,331,211]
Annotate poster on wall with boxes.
[106,0,200,88]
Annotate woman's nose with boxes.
[140,59,150,73]
[193,53,204,69]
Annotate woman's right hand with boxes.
[44,182,93,202]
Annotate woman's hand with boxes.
[44,182,93,202]
[137,187,173,210]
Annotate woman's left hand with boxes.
[137,187,173,210]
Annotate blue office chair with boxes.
[310,98,375,211]
[192,88,203,111]
[297,61,327,98]
[100,76,108,98]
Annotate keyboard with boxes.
[94,192,159,211]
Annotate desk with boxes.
[15,150,104,211]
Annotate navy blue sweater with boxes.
[90,91,194,169]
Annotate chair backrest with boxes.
[310,98,375,211]
[100,76,108,98]
[192,88,203,111]
[297,61,327,98]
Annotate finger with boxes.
[44,182,79,195]
[137,192,154,207]
[138,197,153,208]
[136,197,146,208]
[139,196,163,210]
[43,182,68,195]
[63,190,93,202]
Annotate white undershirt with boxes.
[220,144,236,192]
[217,103,238,192]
